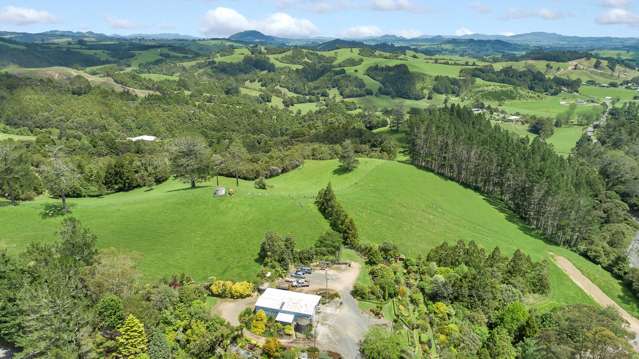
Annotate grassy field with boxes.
[580,85,638,102]
[0,132,36,141]
[492,121,584,156]
[2,159,637,315]
[547,126,586,156]
[496,95,602,118]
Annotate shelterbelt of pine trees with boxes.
[406,105,636,292]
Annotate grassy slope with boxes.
[0,133,35,141]
[492,122,584,157]
[2,159,638,315]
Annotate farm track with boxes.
[553,254,639,351]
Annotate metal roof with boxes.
[275,312,295,323]
[255,288,321,317]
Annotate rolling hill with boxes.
[2,158,637,315]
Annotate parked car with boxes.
[292,280,309,288]
[298,266,312,274]
[292,273,305,279]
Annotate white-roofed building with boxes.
[254,288,321,324]
[126,135,157,142]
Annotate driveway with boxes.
[553,255,639,351]
[311,263,388,358]
[212,295,257,326]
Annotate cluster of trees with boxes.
[574,103,639,295]
[520,50,593,62]
[431,75,474,96]
[315,183,359,247]
[0,218,238,358]
[256,230,343,279]
[407,105,636,286]
[460,66,581,95]
[366,64,424,99]
[357,240,633,358]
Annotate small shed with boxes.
[214,187,226,197]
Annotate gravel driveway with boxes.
[312,263,388,358]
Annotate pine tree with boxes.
[117,314,148,357]
[338,140,359,172]
[148,331,170,359]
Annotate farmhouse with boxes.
[254,288,321,324]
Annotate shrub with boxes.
[251,310,268,335]
[210,280,234,297]
[230,281,254,298]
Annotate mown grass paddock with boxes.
[2,159,638,315]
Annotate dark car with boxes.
[299,266,312,274]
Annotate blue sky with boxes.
[0,0,638,38]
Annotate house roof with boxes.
[255,288,321,316]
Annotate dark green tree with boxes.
[169,136,211,189]
[339,140,359,172]
[0,142,39,205]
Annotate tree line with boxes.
[406,105,636,290]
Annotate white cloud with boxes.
[272,0,352,14]
[455,27,474,36]
[503,8,568,20]
[260,12,319,37]
[597,8,639,25]
[0,6,55,26]
[371,0,416,11]
[201,7,318,37]
[106,16,139,30]
[341,25,383,38]
[201,7,251,37]
[394,29,423,38]
[501,31,516,36]
[599,0,632,8]
[470,1,491,14]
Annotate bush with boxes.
[210,280,254,298]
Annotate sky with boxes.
[0,0,639,38]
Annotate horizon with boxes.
[0,1,638,39]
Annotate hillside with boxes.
[3,158,638,315]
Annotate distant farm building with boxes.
[126,135,157,142]
[254,288,321,324]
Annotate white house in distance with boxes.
[254,288,321,324]
[126,135,157,142]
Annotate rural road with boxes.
[553,255,639,350]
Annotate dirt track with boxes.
[553,255,639,350]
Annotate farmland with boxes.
[3,158,638,316]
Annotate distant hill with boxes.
[228,30,283,44]
[122,33,199,40]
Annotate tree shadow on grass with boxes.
[166,185,213,193]
[0,200,14,208]
[332,166,353,176]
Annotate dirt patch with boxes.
[212,295,257,326]
[553,255,639,351]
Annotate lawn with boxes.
[1,159,637,316]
